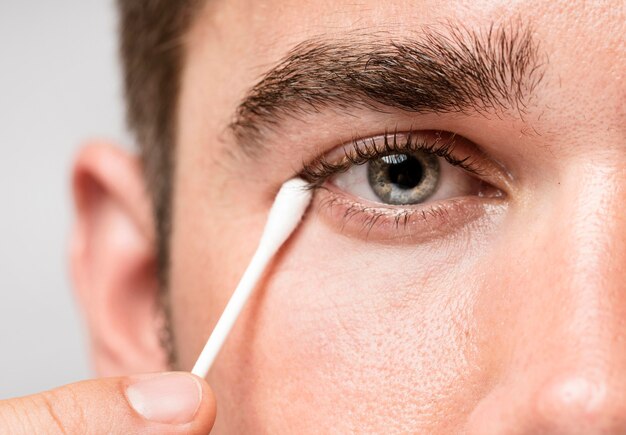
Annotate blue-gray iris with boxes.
[367,151,440,205]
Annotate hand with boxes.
[0,372,216,434]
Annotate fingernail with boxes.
[126,373,202,424]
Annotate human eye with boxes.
[299,129,509,242]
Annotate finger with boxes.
[0,372,215,435]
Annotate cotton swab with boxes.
[191,178,312,379]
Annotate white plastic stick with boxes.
[191,178,312,378]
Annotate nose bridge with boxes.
[546,162,626,356]
[542,159,626,433]
[467,162,626,433]
[518,160,626,380]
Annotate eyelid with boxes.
[297,129,510,241]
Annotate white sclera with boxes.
[333,156,478,204]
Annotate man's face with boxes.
[166,0,624,432]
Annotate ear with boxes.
[70,142,168,376]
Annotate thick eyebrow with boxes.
[229,21,546,151]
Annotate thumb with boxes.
[0,372,215,434]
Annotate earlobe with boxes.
[70,142,168,376]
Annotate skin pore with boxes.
[72,0,625,433]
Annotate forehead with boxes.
[180,0,624,149]
[190,0,622,64]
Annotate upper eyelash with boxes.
[299,129,485,189]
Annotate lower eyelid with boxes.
[312,185,506,244]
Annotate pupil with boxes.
[386,154,423,189]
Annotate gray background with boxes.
[0,0,129,398]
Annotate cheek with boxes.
[207,212,498,433]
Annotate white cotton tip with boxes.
[258,178,312,253]
[191,177,312,378]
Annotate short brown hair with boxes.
[117,0,203,285]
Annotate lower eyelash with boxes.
[314,186,496,242]
[321,194,413,233]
